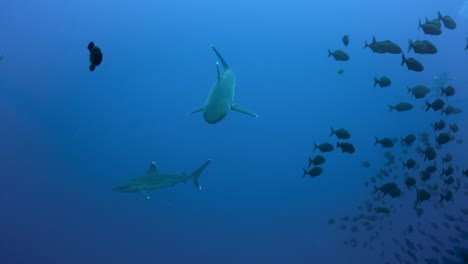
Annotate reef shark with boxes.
[112,160,211,199]
[188,45,258,124]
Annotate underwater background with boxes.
[0,0,467,263]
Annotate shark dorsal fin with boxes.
[216,62,222,80]
[146,162,158,175]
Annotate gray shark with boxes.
[188,45,258,124]
[112,160,211,199]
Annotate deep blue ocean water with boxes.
[1,0,467,263]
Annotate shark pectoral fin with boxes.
[231,103,258,118]
[216,62,222,80]
[192,160,211,190]
[187,107,204,116]
[146,162,158,175]
[139,190,150,200]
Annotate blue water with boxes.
[1,0,467,263]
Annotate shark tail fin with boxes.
[191,160,212,190]
[211,45,230,70]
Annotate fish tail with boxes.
[329,127,335,136]
[401,54,406,66]
[407,87,411,94]
[418,18,422,29]
[425,101,431,112]
[308,157,313,168]
[402,160,406,168]
[336,142,341,149]
[303,168,308,178]
[363,41,368,49]
[388,104,394,112]
[328,49,332,58]
[440,194,445,203]
[407,39,413,53]
[441,87,445,96]
[373,77,379,87]
[374,137,379,145]
[313,143,318,152]
[191,160,211,190]
[437,11,442,21]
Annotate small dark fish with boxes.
[328,218,335,225]
[88,41,103,72]
[405,177,416,188]
[418,18,442,35]
[374,76,391,88]
[408,39,438,54]
[442,153,453,163]
[388,102,413,112]
[437,11,456,29]
[463,169,468,177]
[402,158,416,169]
[303,166,323,178]
[440,190,453,202]
[328,49,350,61]
[342,34,349,46]
[433,119,446,131]
[361,161,371,168]
[308,155,326,167]
[364,36,401,54]
[375,137,394,148]
[436,132,451,146]
[337,142,355,154]
[444,176,455,186]
[442,105,463,115]
[401,134,416,146]
[441,166,454,176]
[330,127,351,139]
[407,85,430,98]
[441,85,455,97]
[424,146,436,161]
[416,188,431,204]
[449,123,459,133]
[425,98,445,112]
[374,182,398,197]
[313,142,334,152]
[374,207,390,214]
[425,165,437,174]
[465,37,468,51]
[401,54,424,72]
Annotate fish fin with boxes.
[374,137,379,145]
[231,103,258,118]
[89,64,95,71]
[372,36,376,43]
[216,61,222,80]
[139,190,150,200]
[211,45,229,70]
[88,42,95,51]
[187,107,204,116]
[191,160,211,190]
[146,162,158,175]
[425,101,431,112]
[437,11,442,21]
[407,39,413,53]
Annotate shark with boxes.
[188,45,258,124]
[112,160,211,199]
